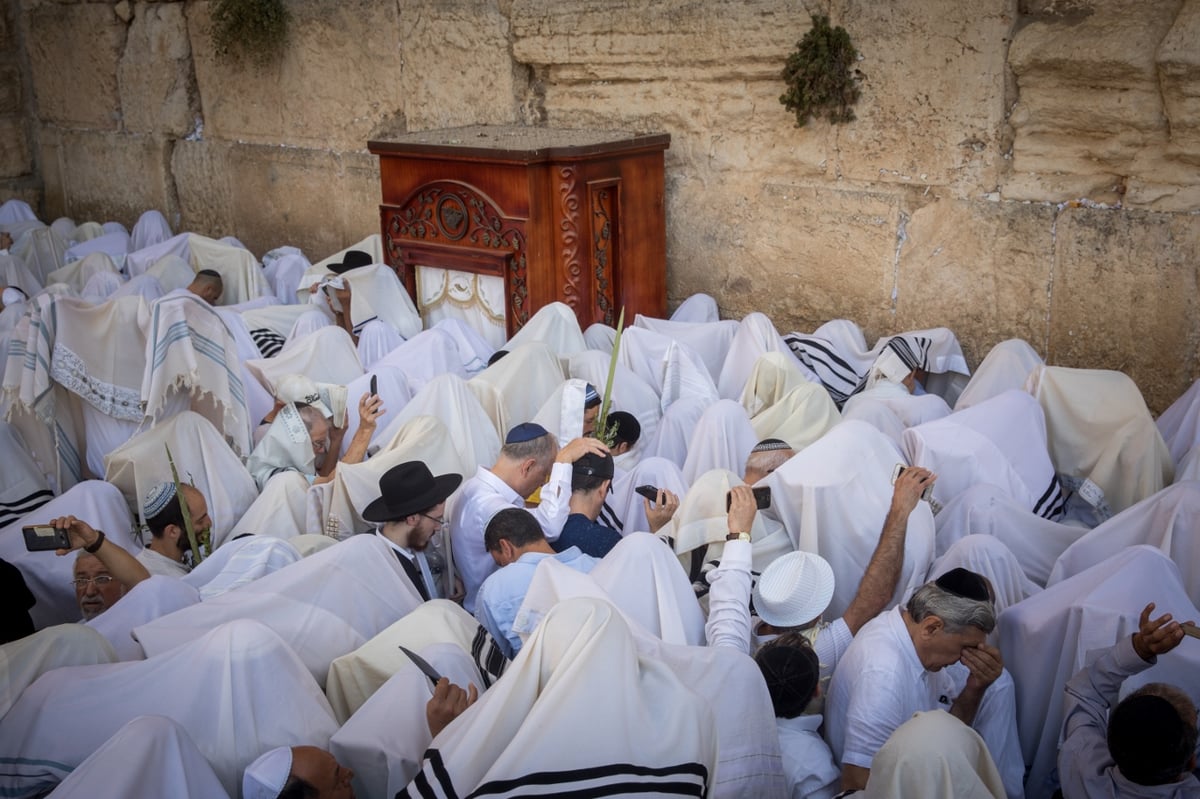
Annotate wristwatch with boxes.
[725,531,751,543]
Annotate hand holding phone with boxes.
[892,464,935,502]
[634,484,660,502]
[726,486,771,512]
[23,525,71,552]
[369,374,378,397]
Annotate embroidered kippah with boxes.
[584,383,600,407]
[751,438,791,453]
[143,481,178,519]
[934,567,990,602]
[506,422,549,444]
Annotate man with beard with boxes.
[136,482,213,577]
[362,461,463,602]
[43,513,152,620]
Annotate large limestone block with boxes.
[1157,0,1200,162]
[25,3,125,129]
[170,138,235,238]
[40,127,174,227]
[187,0,405,149]
[895,198,1055,365]
[1047,206,1200,413]
[0,118,31,178]
[118,2,195,136]
[399,0,523,131]
[830,0,1011,194]
[667,181,902,337]
[0,66,21,115]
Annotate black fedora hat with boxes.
[327,249,374,275]
[362,461,462,523]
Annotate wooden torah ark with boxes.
[368,126,670,337]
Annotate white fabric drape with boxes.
[0,624,116,720]
[620,325,720,410]
[85,576,201,661]
[669,292,720,323]
[181,534,302,598]
[187,233,270,306]
[718,312,819,400]
[372,326,468,395]
[503,300,586,358]
[124,232,191,280]
[954,339,1043,411]
[416,266,507,349]
[864,711,1006,799]
[644,395,714,471]
[248,325,365,392]
[635,314,739,384]
[681,399,758,485]
[130,210,172,252]
[467,342,565,437]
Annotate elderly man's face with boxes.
[309,415,331,468]
[915,619,987,672]
[74,553,126,620]
[291,745,355,799]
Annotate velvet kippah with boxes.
[584,383,600,407]
[143,481,178,519]
[756,643,820,719]
[934,567,990,602]
[751,438,791,453]
[505,422,549,444]
[1108,694,1188,784]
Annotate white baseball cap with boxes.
[275,373,331,419]
[243,746,292,799]
[752,550,836,628]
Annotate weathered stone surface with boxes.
[25,3,125,129]
[0,117,32,178]
[0,67,20,115]
[831,0,1011,194]
[118,2,195,136]
[1157,0,1200,161]
[896,198,1055,365]
[187,0,407,150]
[1047,206,1200,412]
[40,128,174,226]
[170,137,234,238]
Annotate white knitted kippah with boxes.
[143,481,178,519]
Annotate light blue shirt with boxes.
[475,546,598,659]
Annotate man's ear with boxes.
[499,539,517,564]
[920,615,944,638]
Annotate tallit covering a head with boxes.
[261,248,310,305]
[125,233,191,280]
[85,575,201,661]
[181,535,301,599]
[370,374,497,478]
[842,389,952,448]
[954,339,1044,411]
[569,348,662,456]
[668,292,720,323]
[1158,377,1200,469]
[245,403,317,491]
[782,319,872,408]
[0,251,43,298]
[11,227,68,285]
[226,470,310,544]
[609,455,688,536]
[187,233,270,306]
[718,312,819,400]
[372,326,468,395]
[0,624,116,720]
[0,199,37,224]
[644,395,713,470]
[584,321,617,351]
[130,210,172,252]
[430,317,494,375]
[398,597,719,799]
[864,711,1006,799]
[619,325,720,410]
[46,715,231,799]
[532,377,588,446]
[681,399,757,484]
[336,262,423,340]
[248,325,364,392]
[296,234,385,300]
[63,231,130,270]
[0,619,339,799]
[635,314,738,383]
[467,342,565,437]
[739,351,823,418]
[503,300,586,358]
[749,382,840,453]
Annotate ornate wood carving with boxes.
[558,167,583,309]
[590,181,619,325]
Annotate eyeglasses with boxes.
[72,575,115,589]
[419,513,446,528]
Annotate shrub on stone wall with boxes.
[779,14,861,127]
[211,0,290,66]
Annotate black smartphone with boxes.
[635,484,660,502]
[23,525,71,552]
[725,486,772,512]
[892,464,934,502]
[369,374,378,397]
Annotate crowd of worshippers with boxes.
[0,196,1198,799]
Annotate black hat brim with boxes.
[362,472,463,523]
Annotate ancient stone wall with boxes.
[10,0,1200,410]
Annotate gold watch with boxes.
[725,531,751,543]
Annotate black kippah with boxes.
[755,644,819,719]
[1108,694,1190,785]
[934,567,990,602]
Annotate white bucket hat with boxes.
[752,550,836,628]
[274,373,332,419]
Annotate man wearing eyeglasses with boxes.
[49,514,151,621]
[362,461,463,603]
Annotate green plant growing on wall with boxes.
[779,14,861,127]
[210,0,291,66]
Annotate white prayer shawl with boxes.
[337,262,423,341]
[240,302,313,344]
[1048,481,1200,606]
[0,251,43,297]
[139,252,192,294]
[503,300,586,358]
[903,390,1064,518]
[245,403,317,491]
[928,535,1041,619]
[0,624,116,720]
[290,533,337,557]
[512,579,787,799]
[124,232,190,280]
[107,273,165,305]
[533,377,588,446]
[669,292,720,323]
[63,231,130,269]
[739,351,821,417]
[72,221,104,241]
[79,270,123,303]
[356,319,404,369]
[782,319,873,408]
[668,468,787,577]
[569,348,663,454]
[370,375,498,478]
[209,305,277,426]
[762,420,936,619]
[103,410,258,543]
[49,217,76,241]
[296,233,386,300]
[681,399,758,485]
[0,480,140,629]
[1157,376,1200,472]
[718,312,820,400]
[227,471,310,544]
[129,210,172,252]
[644,395,714,471]
[934,483,1089,588]
[0,199,37,224]
[0,420,53,530]
[338,366,414,456]
[432,317,494,375]
[183,535,301,599]
[101,221,128,236]
[863,711,1007,799]
[186,233,270,306]
[0,619,339,799]
[372,326,468,395]
[46,715,231,799]
[583,321,617,351]
[11,227,68,284]
[85,576,201,661]
[332,643,484,799]
[842,385,953,447]
[47,251,120,294]
[248,325,364,391]
[954,339,1044,411]
[401,597,720,799]
[310,415,472,540]
[3,220,48,246]
[142,292,252,457]
[750,383,841,453]
[635,314,739,384]
[998,546,1200,799]
[261,248,310,305]
[467,342,566,437]
[609,456,689,537]
[620,325,720,410]
[1025,365,1173,516]
[133,535,423,687]
[325,599,487,723]
[865,328,971,402]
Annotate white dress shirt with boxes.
[136,548,191,578]
[777,714,840,799]
[448,462,572,613]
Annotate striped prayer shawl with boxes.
[0,488,54,529]
[249,327,286,358]
[1033,474,1067,521]
[783,332,863,408]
